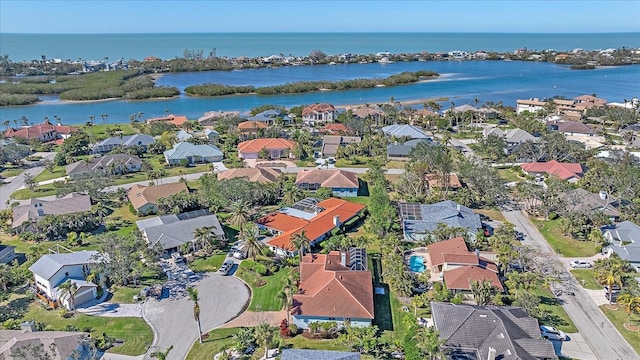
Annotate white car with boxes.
[569,260,592,268]
[218,260,234,276]
[540,325,567,341]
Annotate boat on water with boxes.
[378,57,394,64]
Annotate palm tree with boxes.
[594,257,627,305]
[89,115,95,125]
[240,225,264,260]
[193,227,212,253]
[279,276,295,324]
[101,114,108,124]
[291,230,311,262]
[186,287,203,343]
[617,294,640,325]
[58,279,78,312]
[281,181,305,206]
[227,200,250,231]
[2,120,9,130]
[253,322,275,359]
[150,345,174,360]
[469,279,493,305]
[0,264,12,292]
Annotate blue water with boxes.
[1,32,639,62]
[1,60,638,125]
[410,256,426,273]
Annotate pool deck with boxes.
[405,249,441,282]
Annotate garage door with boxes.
[73,289,96,308]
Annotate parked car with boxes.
[171,252,184,263]
[514,231,525,241]
[569,260,592,268]
[605,291,620,303]
[218,260,234,276]
[540,325,568,341]
[604,284,622,293]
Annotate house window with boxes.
[65,272,69,277]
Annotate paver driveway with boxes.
[143,272,250,360]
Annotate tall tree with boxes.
[594,256,628,305]
[253,322,275,359]
[469,279,493,305]
[186,287,203,344]
[227,200,250,231]
[58,279,78,312]
[240,225,264,260]
[291,230,311,262]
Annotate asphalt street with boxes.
[502,209,639,360]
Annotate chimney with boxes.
[333,215,341,228]
[20,320,36,332]
[456,204,461,212]
[340,252,347,267]
[487,347,496,360]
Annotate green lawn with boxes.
[497,168,523,183]
[11,185,57,200]
[0,166,24,178]
[531,218,599,257]
[74,123,138,140]
[343,196,370,206]
[534,287,578,333]
[0,233,98,254]
[601,305,640,355]
[189,253,226,272]
[21,304,152,355]
[384,160,407,169]
[570,269,601,290]
[235,263,293,311]
[473,208,506,222]
[33,166,68,183]
[109,286,144,304]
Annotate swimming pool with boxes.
[409,255,426,273]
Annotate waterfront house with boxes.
[65,154,142,178]
[237,138,297,160]
[322,123,350,135]
[198,110,240,126]
[426,237,502,292]
[295,169,360,197]
[127,182,189,215]
[349,107,385,123]
[146,114,187,127]
[246,109,292,125]
[292,250,374,330]
[217,167,282,184]
[516,98,547,114]
[3,120,74,143]
[91,134,155,154]
[399,200,482,242]
[302,103,337,125]
[381,124,429,139]
[546,119,597,136]
[520,160,583,182]
[12,193,92,231]
[259,198,366,257]
[237,121,268,139]
[163,142,223,165]
[431,302,557,360]
[321,135,361,158]
[29,251,101,310]
[136,210,225,254]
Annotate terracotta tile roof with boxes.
[425,173,462,189]
[427,237,468,267]
[293,252,374,320]
[238,121,268,130]
[237,138,297,153]
[146,114,187,126]
[295,169,359,189]
[4,122,73,140]
[516,98,547,106]
[264,198,365,251]
[350,107,385,118]
[520,160,583,180]
[302,103,336,116]
[323,124,349,134]
[127,182,189,211]
[414,109,439,116]
[217,168,282,183]
[443,266,503,291]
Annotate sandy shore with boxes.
[58,97,121,104]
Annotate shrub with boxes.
[3,319,20,330]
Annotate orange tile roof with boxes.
[443,266,503,291]
[127,182,189,211]
[146,114,187,126]
[520,160,583,180]
[4,122,73,140]
[323,124,349,134]
[265,198,365,251]
[237,138,297,153]
[295,169,359,189]
[217,168,282,183]
[427,237,468,266]
[302,102,336,116]
[293,252,374,320]
[237,121,268,130]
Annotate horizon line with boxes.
[2,31,640,35]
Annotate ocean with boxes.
[1,32,639,61]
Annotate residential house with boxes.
[620,124,640,148]
[146,114,187,127]
[477,107,500,119]
[246,109,291,125]
[516,98,547,114]
[426,237,502,292]
[560,188,621,220]
[565,135,607,150]
[259,198,366,257]
[520,160,584,182]
[217,168,282,184]
[280,349,360,360]
[322,123,350,135]
[136,210,225,253]
[0,328,93,360]
[381,124,429,139]
[431,302,557,360]
[321,135,361,158]
[237,121,268,139]
[349,107,385,123]
[12,193,92,231]
[574,94,607,108]
[302,103,337,124]
[292,250,374,330]
[203,129,220,143]
[29,251,100,309]
[3,120,74,143]
[127,182,189,215]
[295,169,360,197]
[65,154,142,178]
[386,138,433,159]
[163,142,223,165]
[399,200,482,242]
[547,119,597,136]
[198,110,240,126]
[0,245,17,265]
[237,138,297,160]
[603,221,640,271]
[175,129,193,143]
[446,104,479,115]
[91,134,155,154]
[483,127,505,139]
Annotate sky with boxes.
[1,0,639,34]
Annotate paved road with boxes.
[1,166,47,209]
[502,209,639,360]
[142,273,250,360]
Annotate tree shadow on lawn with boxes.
[1,294,33,323]
[370,254,393,331]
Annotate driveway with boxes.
[502,209,639,360]
[1,166,47,209]
[77,302,143,317]
[143,273,250,360]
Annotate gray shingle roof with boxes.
[175,130,193,142]
[280,349,360,360]
[0,330,87,360]
[604,221,640,264]
[138,211,225,250]
[92,134,155,149]
[163,142,223,161]
[400,200,482,237]
[29,251,100,280]
[387,138,433,157]
[12,193,92,228]
[505,128,537,144]
[65,154,142,176]
[381,124,429,139]
[432,302,557,360]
